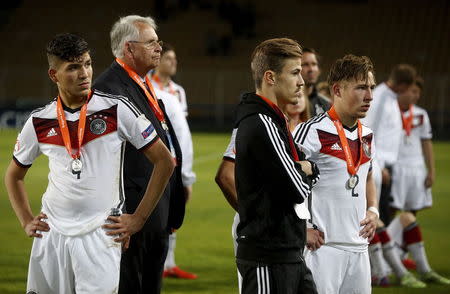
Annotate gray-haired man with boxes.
[94,15,185,294]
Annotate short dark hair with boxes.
[389,64,416,86]
[327,54,374,86]
[302,47,320,64]
[46,33,89,65]
[161,42,175,56]
[251,38,303,90]
[415,76,424,91]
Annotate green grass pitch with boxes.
[0,129,449,293]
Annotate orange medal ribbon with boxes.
[400,104,414,136]
[115,58,166,126]
[116,58,177,162]
[257,94,300,161]
[56,91,92,161]
[328,106,363,178]
[152,73,177,96]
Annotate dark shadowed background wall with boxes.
[0,0,448,137]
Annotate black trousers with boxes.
[237,259,317,294]
[119,230,169,294]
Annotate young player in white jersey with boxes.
[150,43,188,117]
[385,77,450,285]
[293,54,379,294]
[359,64,428,288]
[149,43,197,280]
[392,76,433,212]
[4,33,175,294]
[362,64,417,224]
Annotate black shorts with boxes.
[237,259,317,294]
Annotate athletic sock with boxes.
[369,233,386,277]
[164,232,177,270]
[378,228,407,278]
[404,222,431,274]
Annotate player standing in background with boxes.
[362,64,416,224]
[391,76,433,214]
[362,64,426,288]
[386,77,450,285]
[301,48,331,116]
[294,54,378,294]
[4,33,174,294]
[149,43,198,280]
[150,43,188,117]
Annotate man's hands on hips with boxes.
[24,212,49,238]
[103,213,146,243]
[360,210,378,240]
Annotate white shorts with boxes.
[391,164,432,211]
[27,225,121,294]
[305,245,371,294]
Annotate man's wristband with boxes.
[367,206,379,219]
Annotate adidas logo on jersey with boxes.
[46,128,57,137]
[331,142,342,151]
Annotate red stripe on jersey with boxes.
[34,105,118,147]
[318,129,372,164]
[413,114,424,128]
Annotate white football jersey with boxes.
[13,90,158,236]
[150,78,188,117]
[293,113,375,252]
[362,82,401,168]
[154,88,196,186]
[397,105,432,166]
[223,128,238,161]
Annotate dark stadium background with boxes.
[0,0,449,138]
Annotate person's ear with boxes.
[332,83,341,98]
[48,69,58,84]
[264,70,276,86]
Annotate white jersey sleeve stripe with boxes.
[95,90,142,117]
[293,113,326,145]
[259,114,309,199]
[260,115,311,193]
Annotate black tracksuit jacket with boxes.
[235,92,318,264]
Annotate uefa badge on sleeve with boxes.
[141,124,155,139]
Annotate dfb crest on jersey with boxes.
[90,118,107,135]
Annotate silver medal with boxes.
[346,174,359,190]
[71,158,83,173]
